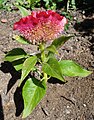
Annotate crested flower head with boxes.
[13,10,67,44]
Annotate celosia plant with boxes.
[4,10,92,118]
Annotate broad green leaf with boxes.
[20,56,37,85]
[12,58,25,71]
[4,48,27,62]
[45,45,58,54]
[52,36,72,49]
[13,35,30,44]
[16,5,30,17]
[46,45,58,59]
[42,57,65,81]
[59,60,92,77]
[22,78,46,118]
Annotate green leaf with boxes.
[42,57,65,81]
[45,45,58,54]
[22,78,46,118]
[4,48,27,62]
[12,58,25,71]
[20,56,37,85]
[52,36,72,49]
[13,35,30,44]
[16,5,30,17]
[59,60,92,77]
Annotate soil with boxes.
[0,9,94,120]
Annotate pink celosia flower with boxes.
[13,10,67,44]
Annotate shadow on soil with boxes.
[74,18,94,55]
[14,85,24,117]
[89,36,94,55]
[0,95,4,120]
[74,0,94,17]
[48,77,66,84]
[0,61,24,117]
[74,18,94,36]
[0,61,21,93]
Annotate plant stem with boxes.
[43,72,48,83]
[39,43,48,83]
[39,43,45,62]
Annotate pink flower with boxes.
[13,10,67,44]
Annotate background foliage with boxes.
[0,0,94,11]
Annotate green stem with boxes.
[39,43,45,62]
[43,72,48,83]
[39,43,48,83]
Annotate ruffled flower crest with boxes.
[13,10,67,44]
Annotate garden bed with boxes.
[0,9,94,120]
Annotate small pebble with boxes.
[74,17,77,20]
[65,109,71,114]
[82,10,85,14]
[82,15,86,19]
[83,104,86,107]
[66,105,70,108]
[1,19,8,23]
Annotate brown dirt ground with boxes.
[0,10,94,120]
